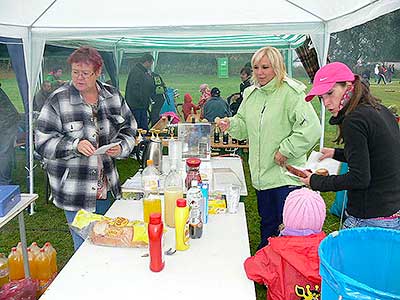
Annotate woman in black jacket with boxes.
[302,62,400,230]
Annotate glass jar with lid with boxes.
[185,157,202,190]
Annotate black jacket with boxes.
[203,96,232,122]
[311,103,400,218]
[125,63,155,110]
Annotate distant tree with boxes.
[329,9,400,68]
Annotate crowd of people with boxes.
[2,44,398,298]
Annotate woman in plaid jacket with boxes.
[35,46,137,250]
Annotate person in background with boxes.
[125,53,155,130]
[0,83,20,185]
[203,87,231,122]
[46,67,66,90]
[387,64,395,83]
[377,64,387,85]
[302,62,400,230]
[216,46,321,249]
[198,83,211,107]
[374,64,380,83]
[228,66,252,115]
[182,93,199,121]
[244,188,326,300]
[150,71,167,126]
[33,80,52,112]
[35,46,137,251]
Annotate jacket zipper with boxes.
[258,105,266,188]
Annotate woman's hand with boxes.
[299,169,313,186]
[274,151,287,167]
[77,140,96,156]
[319,147,335,161]
[215,117,230,132]
[106,145,122,157]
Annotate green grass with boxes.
[1,71,399,300]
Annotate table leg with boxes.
[18,212,31,278]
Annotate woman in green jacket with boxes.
[217,47,321,248]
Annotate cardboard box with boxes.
[0,185,21,217]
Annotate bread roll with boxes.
[315,168,329,176]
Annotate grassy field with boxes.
[1,71,399,299]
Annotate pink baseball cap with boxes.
[305,62,355,102]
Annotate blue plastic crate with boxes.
[0,185,21,217]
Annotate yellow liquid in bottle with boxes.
[0,254,9,288]
[164,188,183,228]
[143,197,162,223]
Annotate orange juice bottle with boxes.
[0,253,9,288]
[27,247,38,280]
[30,242,41,255]
[44,242,57,275]
[8,247,24,280]
[36,248,52,295]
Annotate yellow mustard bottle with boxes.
[175,198,190,251]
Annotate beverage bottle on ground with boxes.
[0,253,9,288]
[36,248,52,296]
[30,242,40,256]
[44,242,57,275]
[8,247,24,280]
[142,159,161,223]
[175,198,190,251]
[27,247,38,280]
[187,180,204,239]
[164,164,183,227]
[148,213,165,272]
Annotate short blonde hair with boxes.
[251,46,286,86]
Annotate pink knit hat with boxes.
[283,188,326,233]
[305,62,355,101]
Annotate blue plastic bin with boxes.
[319,228,400,299]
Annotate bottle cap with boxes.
[186,157,201,168]
[191,180,198,187]
[176,198,187,207]
[149,213,162,225]
[147,159,153,165]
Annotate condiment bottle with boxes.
[164,165,183,227]
[185,157,202,191]
[175,199,190,251]
[148,213,165,272]
[187,180,204,239]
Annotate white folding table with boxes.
[40,200,256,300]
[0,193,39,277]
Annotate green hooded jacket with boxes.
[228,77,321,190]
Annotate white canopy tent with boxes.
[0,0,399,193]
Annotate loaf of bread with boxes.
[286,165,308,178]
[89,217,148,248]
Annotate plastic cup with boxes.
[226,184,241,214]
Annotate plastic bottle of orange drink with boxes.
[0,253,9,288]
[164,164,183,227]
[8,247,24,280]
[44,242,57,275]
[36,248,52,295]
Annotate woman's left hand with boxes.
[274,151,287,166]
[106,145,122,157]
[299,170,313,186]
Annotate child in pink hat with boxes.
[244,188,326,300]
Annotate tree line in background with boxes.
[329,9,400,69]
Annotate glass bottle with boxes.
[164,165,183,228]
[142,159,162,223]
[185,158,202,191]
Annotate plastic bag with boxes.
[70,209,110,239]
[0,278,38,300]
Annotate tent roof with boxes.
[2,0,399,39]
[46,34,307,53]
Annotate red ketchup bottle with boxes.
[148,213,165,272]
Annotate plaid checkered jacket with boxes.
[35,81,137,212]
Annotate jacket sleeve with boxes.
[35,99,79,161]
[243,247,277,287]
[333,148,346,162]
[279,95,321,159]
[310,116,371,192]
[115,95,137,159]
[227,91,249,140]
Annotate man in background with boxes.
[33,80,52,112]
[0,83,20,185]
[125,53,155,130]
[203,87,231,122]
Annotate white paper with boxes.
[93,141,121,155]
[305,151,341,175]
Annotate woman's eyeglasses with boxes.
[71,70,95,79]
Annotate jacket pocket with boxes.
[63,121,84,139]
